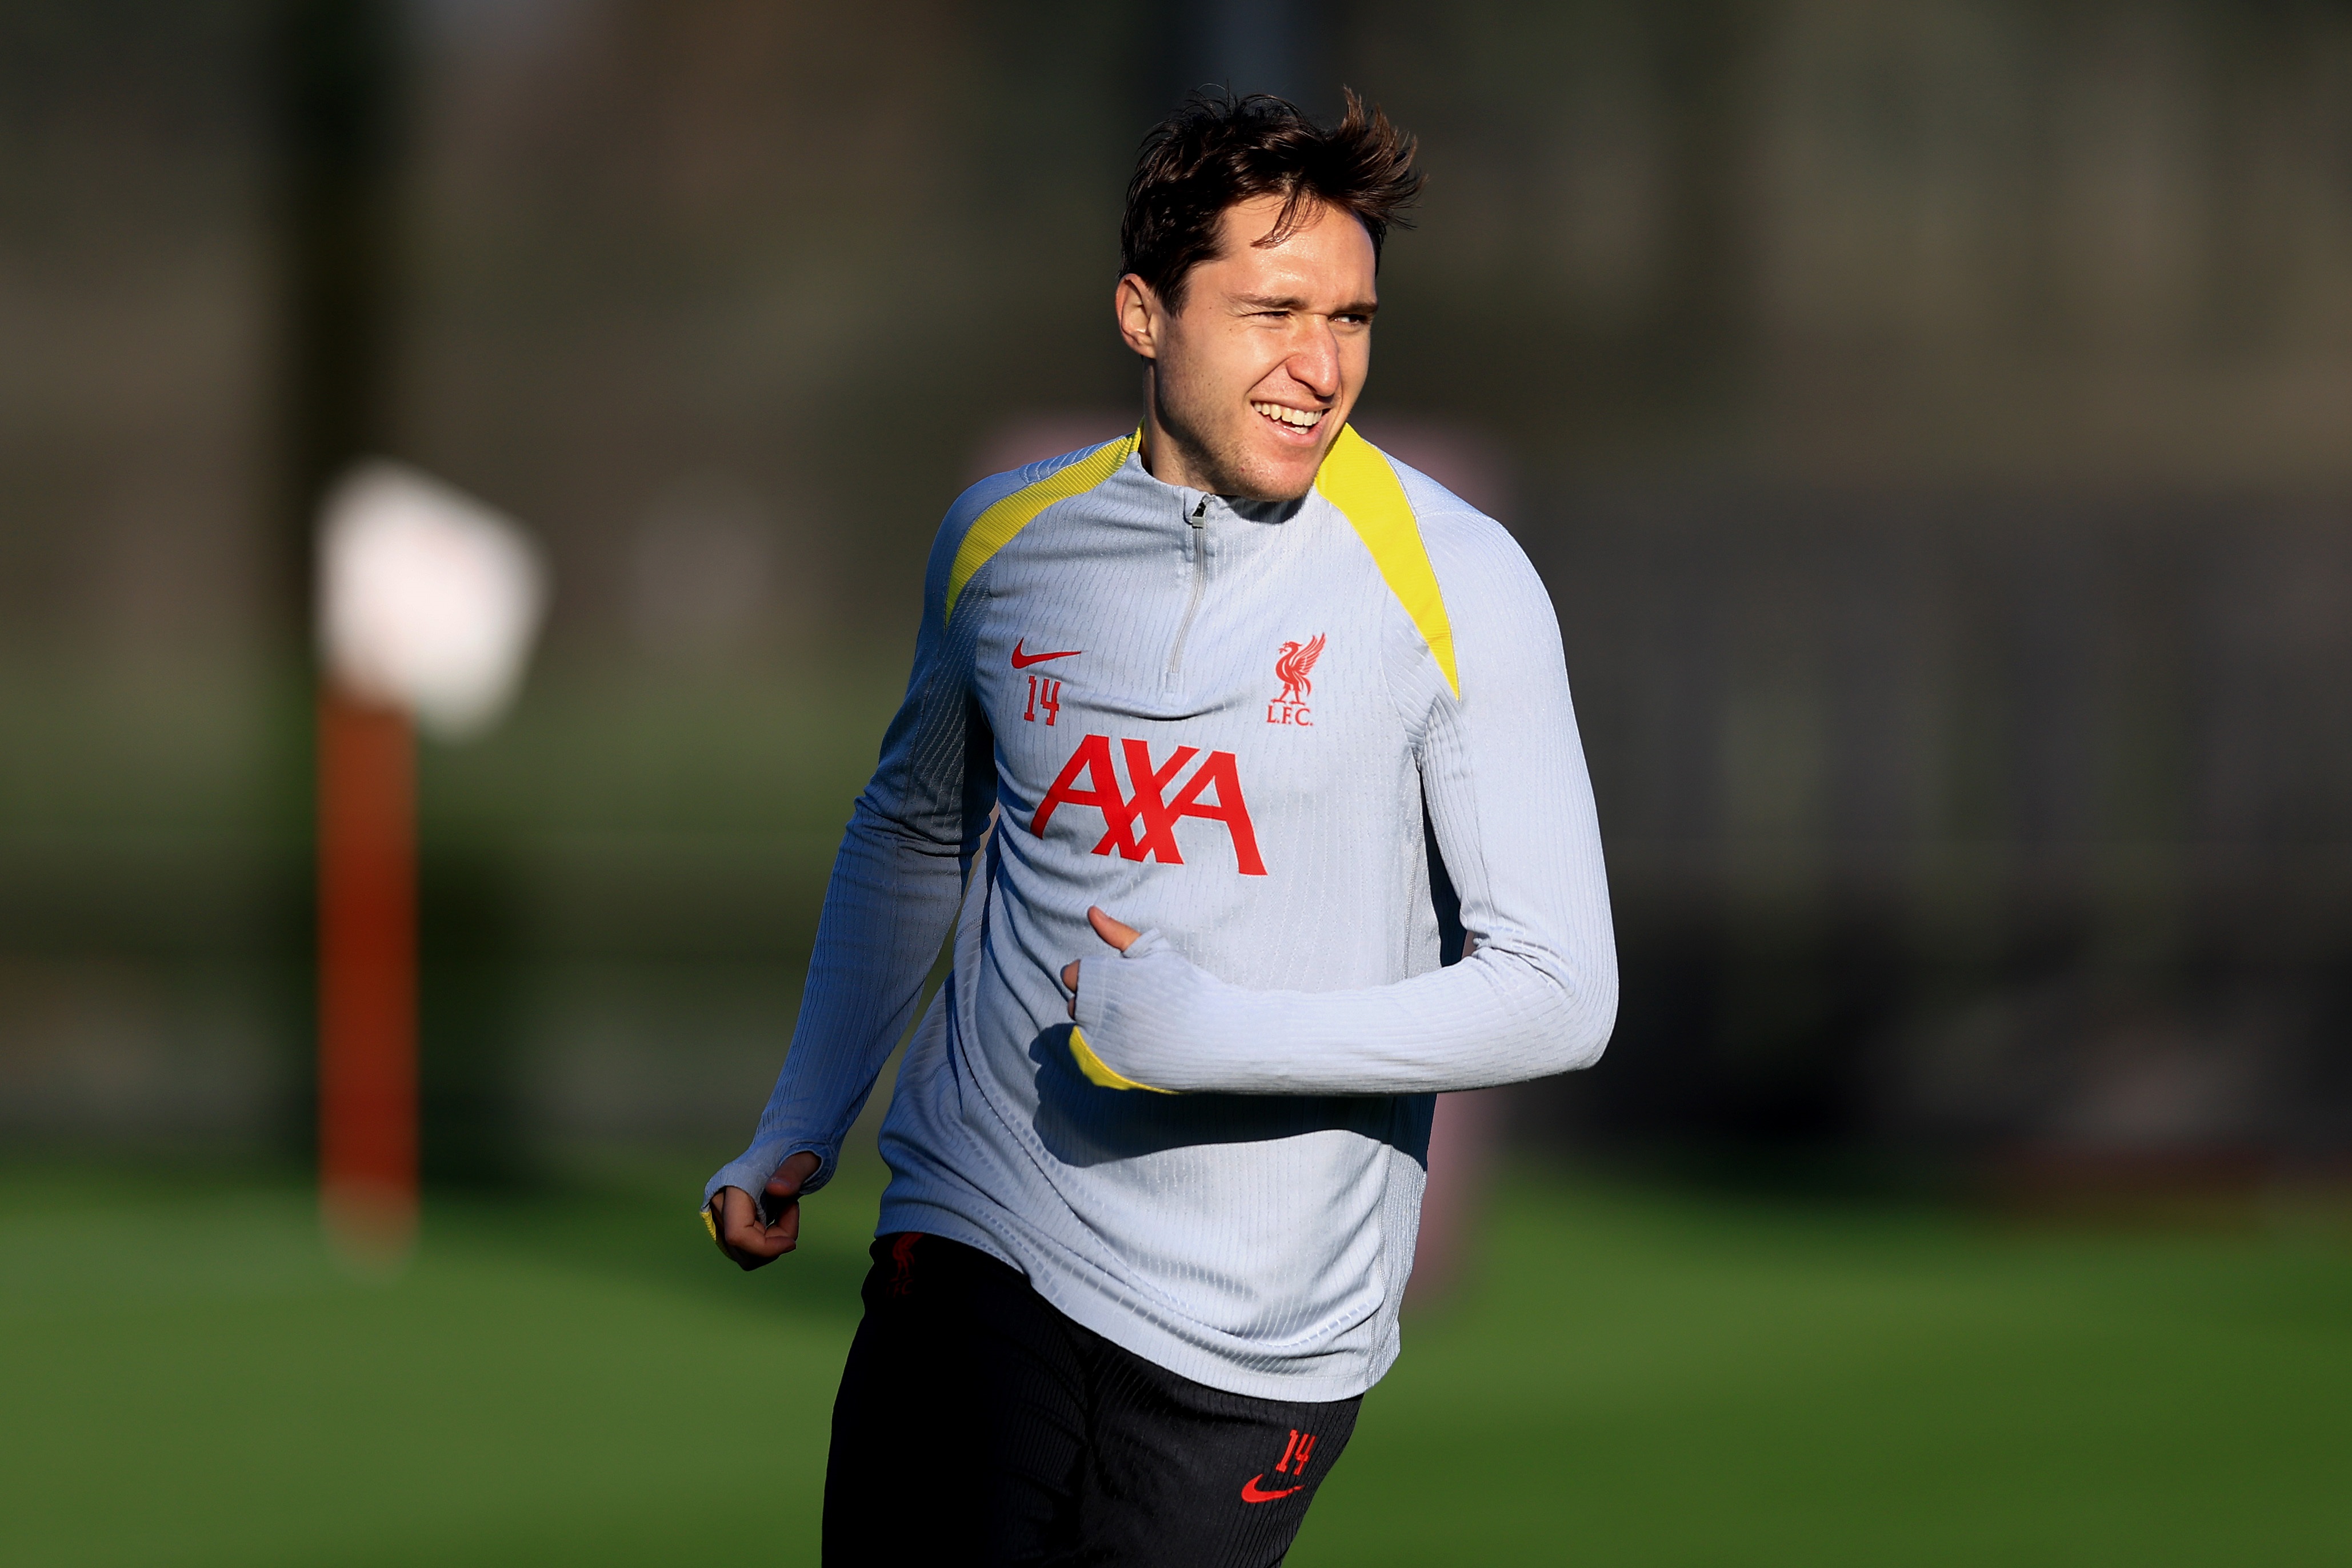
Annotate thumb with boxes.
[1086,906,1141,953]
[766,1151,821,1200]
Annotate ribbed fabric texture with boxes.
[706,435,1617,1401]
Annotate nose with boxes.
[1287,319,1342,402]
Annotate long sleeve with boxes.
[1070,513,1617,1096]
[702,525,994,1209]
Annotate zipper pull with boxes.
[1190,498,1208,526]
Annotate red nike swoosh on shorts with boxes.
[1240,1474,1304,1504]
[1010,639,1083,669]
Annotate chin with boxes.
[1223,441,1326,502]
[1169,411,1331,500]
[1237,473,1316,503]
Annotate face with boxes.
[1115,194,1378,501]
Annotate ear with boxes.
[1114,273,1162,360]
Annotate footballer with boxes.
[705,89,1617,1566]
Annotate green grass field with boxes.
[7,1155,2351,1566]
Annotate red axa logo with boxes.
[1240,1428,1318,1503]
[1029,734,1267,875]
[1267,633,1325,726]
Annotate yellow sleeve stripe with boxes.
[1314,425,1461,698]
[945,431,1140,626]
[1070,1026,1176,1094]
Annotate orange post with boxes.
[317,685,418,1261]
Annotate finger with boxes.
[719,1185,757,1245]
[721,1186,788,1248]
[715,1187,781,1269]
[747,1205,798,1263]
[721,1190,768,1254]
[1086,906,1141,951]
[724,1214,795,1269]
[728,1232,790,1270]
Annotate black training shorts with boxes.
[823,1233,1362,1566]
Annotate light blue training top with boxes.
[706,427,1617,1401]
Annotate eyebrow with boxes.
[1232,293,1380,317]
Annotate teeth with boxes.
[1253,402,1323,428]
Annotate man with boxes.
[705,90,1615,1566]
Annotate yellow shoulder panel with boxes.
[1314,425,1461,698]
[944,431,1139,626]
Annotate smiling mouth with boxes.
[1251,401,1326,435]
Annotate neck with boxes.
[1137,377,1224,494]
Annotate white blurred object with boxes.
[318,461,549,739]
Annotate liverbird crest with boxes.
[1274,633,1326,706]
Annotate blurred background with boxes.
[8,1,2352,1563]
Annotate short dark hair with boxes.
[1119,89,1423,311]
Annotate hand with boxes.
[1062,905,1140,1018]
[710,1150,823,1271]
